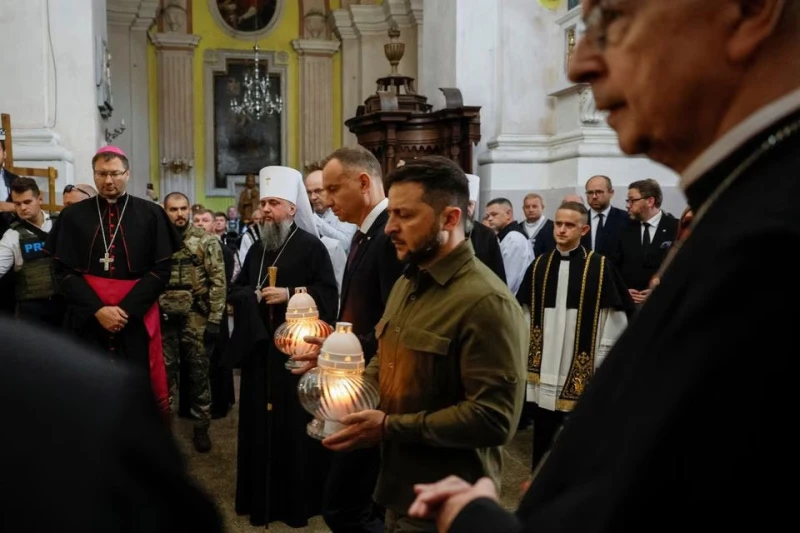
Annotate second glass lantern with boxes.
[297,321,380,439]
[274,287,332,370]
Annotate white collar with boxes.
[592,204,611,218]
[557,244,580,257]
[643,210,662,227]
[682,87,800,190]
[360,198,388,234]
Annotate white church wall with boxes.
[107,0,158,199]
[419,0,685,221]
[0,0,118,205]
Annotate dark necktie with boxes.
[347,231,366,268]
[642,222,651,248]
[595,213,605,250]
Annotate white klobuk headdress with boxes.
[259,166,320,238]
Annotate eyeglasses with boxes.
[582,0,632,51]
[93,170,127,178]
[63,184,91,198]
[625,196,649,205]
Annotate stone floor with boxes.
[174,379,532,532]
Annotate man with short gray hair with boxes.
[408,0,800,530]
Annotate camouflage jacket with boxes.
[166,225,227,324]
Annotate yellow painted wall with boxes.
[148,0,343,212]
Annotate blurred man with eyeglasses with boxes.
[45,146,181,422]
[62,183,97,208]
[408,0,800,531]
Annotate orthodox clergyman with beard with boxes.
[227,166,338,529]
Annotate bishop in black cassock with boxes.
[45,147,180,417]
[409,3,799,531]
[226,166,338,528]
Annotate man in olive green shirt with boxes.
[323,156,527,533]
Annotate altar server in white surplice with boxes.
[516,201,634,473]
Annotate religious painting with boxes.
[213,61,282,189]
[211,0,281,37]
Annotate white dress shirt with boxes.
[360,198,389,234]
[640,210,662,245]
[316,209,358,253]
[590,205,611,251]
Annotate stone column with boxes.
[0,0,109,192]
[107,0,159,198]
[149,30,201,202]
[291,39,341,168]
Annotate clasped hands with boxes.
[407,476,500,533]
[260,286,289,305]
[95,306,128,333]
[628,288,652,304]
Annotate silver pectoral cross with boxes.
[99,252,114,271]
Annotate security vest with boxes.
[164,225,215,316]
[11,220,56,301]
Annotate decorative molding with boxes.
[291,39,341,56]
[206,0,285,40]
[331,10,357,40]
[10,128,74,163]
[148,31,201,48]
[331,0,421,40]
[203,48,289,197]
[478,129,634,165]
[548,82,608,126]
[408,0,423,26]
[107,0,159,29]
[578,86,606,125]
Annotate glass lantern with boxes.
[297,321,380,440]
[274,287,333,370]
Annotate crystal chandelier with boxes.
[230,44,283,119]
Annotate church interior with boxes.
[0,1,705,532]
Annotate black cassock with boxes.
[227,225,338,528]
[448,108,800,532]
[45,194,180,378]
[469,221,507,283]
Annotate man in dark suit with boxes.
[297,146,404,533]
[211,217,236,418]
[0,139,20,315]
[465,174,506,282]
[0,317,221,532]
[616,179,678,305]
[581,175,629,258]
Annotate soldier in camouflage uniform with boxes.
[160,192,227,452]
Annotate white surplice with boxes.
[526,254,629,410]
[500,231,534,296]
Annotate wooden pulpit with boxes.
[345,25,481,176]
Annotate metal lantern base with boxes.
[285,359,309,370]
